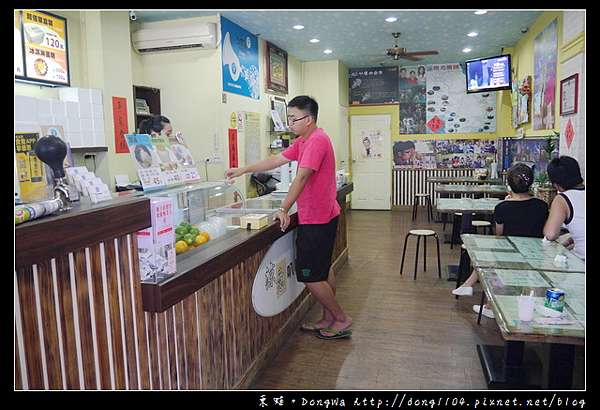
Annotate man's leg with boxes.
[318,267,336,325]
[305,280,351,333]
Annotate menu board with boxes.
[15,11,24,77]
[349,66,399,105]
[125,133,201,192]
[17,10,70,86]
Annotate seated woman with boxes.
[543,156,585,260]
[452,163,549,319]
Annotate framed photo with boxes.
[560,73,579,116]
[266,41,288,94]
[271,96,288,131]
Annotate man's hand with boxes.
[275,209,290,232]
[225,167,245,181]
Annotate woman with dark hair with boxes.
[452,163,549,319]
[543,156,585,260]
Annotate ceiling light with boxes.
[468,32,479,37]
[385,17,398,22]
[474,10,487,15]
[293,25,304,30]
[309,38,320,43]
[324,49,333,54]
[462,48,472,53]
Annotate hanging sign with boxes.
[112,97,129,153]
[228,128,238,168]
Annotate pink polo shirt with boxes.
[282,128,341,225]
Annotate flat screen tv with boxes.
[465,54,511,94]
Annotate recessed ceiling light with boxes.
[474,10,487,15]
[309,38,320,43]
[385,17,398,22]
[324,49,333,54]
[462,48,472,53]
[468,32,479,37]
[293,25,304,30]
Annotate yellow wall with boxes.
[498,11,564,138]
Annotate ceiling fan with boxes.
[384,32,439,61]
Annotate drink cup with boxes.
[517,295,535,322]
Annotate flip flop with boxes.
[300,322,330,332]
[316,326,353,340]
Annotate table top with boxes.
[435,184,507,195]
[478,267,585,344]
[427,177,503,184]
[436,198,502,214]
[460,234,586,273]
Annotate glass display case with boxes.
[141,181,286,283]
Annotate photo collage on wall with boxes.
[502,138,557,176]
[398,65,427,134]
[393,139,497,169]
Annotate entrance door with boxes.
[350,114,392,210]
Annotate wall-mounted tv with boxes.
[465,54,511,94]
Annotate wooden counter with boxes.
[15,184,353,390]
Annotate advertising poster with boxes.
[533,19,558,130]
[399,65,427,134]
[435,139,497,169]
[349,66,399,105]
[502,138,557,176]
[112,97,129,153]
[392,140,435,169]
[15,11,24,77]
[221,17,259,100]
[166,132,201,182]
[15,132,48,202]
[426,64,496,134]
[125,134,165,191]
[22,10,69,86]
[151,134,183,186]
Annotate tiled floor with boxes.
[252,209,585,390]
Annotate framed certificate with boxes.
[560,73,579,116]
[266,41,288,95]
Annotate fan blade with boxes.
[403,50,439,56]
[399,55,422,61]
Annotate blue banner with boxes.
[221,17,259,100]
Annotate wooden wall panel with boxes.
[175,303,187,390]
[15,328,23,390]
[145,312,161,389]
[183,295,200,389]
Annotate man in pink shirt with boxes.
[225,96,352,339]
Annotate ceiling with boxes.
[133,10,542,68]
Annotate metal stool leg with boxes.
[477,292,485,325]
[426,196,431,223]
[435,234,441,279]
[414,235,421,280]
[450,214,459,249]
[400,233,411,275]
[412,197,417,221]
[424,235,427,271]
[442,213,447,231]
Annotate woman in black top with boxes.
[452,163,549,319]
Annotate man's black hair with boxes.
[140,115,170,134]
[547,156,583,190]
[288,96,318,122]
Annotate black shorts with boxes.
[295,216,339,283]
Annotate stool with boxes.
[412,193,433,222]
[471,220,493,235]
[400,229,442,280]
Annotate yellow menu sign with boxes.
[21,10,69,85]
[16,133,48,202]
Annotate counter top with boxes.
[15,195,151,269]
[141,183,353,312]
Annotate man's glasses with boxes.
[287,115,309,125]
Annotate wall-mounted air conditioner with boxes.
[132,22,218,53]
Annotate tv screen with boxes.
[465,54,511,94]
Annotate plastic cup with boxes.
[517,295,535,322]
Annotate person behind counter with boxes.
[139,115,178,170]
[225,95,352,340]
[543,156,585,260]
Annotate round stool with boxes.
[472,220,492,235]
[400,229,442,280]
[412,193,433,222]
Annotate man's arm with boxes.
[274,167,314,231]
[544,195,569,240]
[225,153,290,179]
